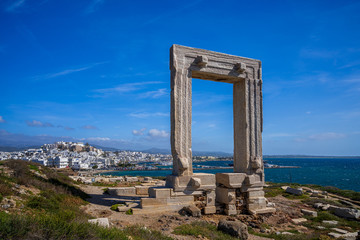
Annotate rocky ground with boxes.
[80,184,360,239]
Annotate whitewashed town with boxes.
[0,141,173,170]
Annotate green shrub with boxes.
[125,208,133,215]
[110,204,122,211]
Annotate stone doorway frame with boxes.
[169,44,264,179]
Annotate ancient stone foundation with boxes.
[141,45,275,215]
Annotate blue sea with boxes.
[102,157,360,192]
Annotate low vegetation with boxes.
[0,159,171,240]
[173,221,238,240]
[248,227,326,240]
[0,212,172,240]
[266,182,360,202]
[304,211,360,231]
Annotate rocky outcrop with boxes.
[285,187,303,196]
[329,206,360,220]
[218,220,248,239]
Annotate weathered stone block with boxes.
[225,209,237,215]
[216,173,246,188]
[125,176,138,182]
[141,198,167,208]
[206,191,215,206]
[135,186,149,195]
[204,206,216,214]
[148,187,172,198]
[108,187,136,196]
[216,187,236,204]
[247,190,264,198]
[166,173,216,192]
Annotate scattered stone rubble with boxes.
[313,202,360,220]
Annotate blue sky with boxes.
[0,0,360,155]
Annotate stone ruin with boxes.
[140,44,275,215]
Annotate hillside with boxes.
[0,159,171,240]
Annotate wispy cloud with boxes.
[148,129,169,138]
[6,0,26,12]
[128,112,169,118]
[141,88,168,99]
[94,81,163,97]
[84,0,105,14]
[32,62,106,81]
[0,116,5,123]
[64,126,75,131]
[208,124,216,128]
[339,60,360,69]
[81,125,98,130]
[82,137,110,141]
[300,48,338,59]
[132,128,146,136]
[27,120,54,127]
[264,133,295,138]
[295,132,346,142]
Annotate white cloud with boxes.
[141,88,168,98]
[6,0,26,12]
[148,129,169,138]
[27,120,54,127]
[32,62,106,81]
[208,124,216,128]
[132,128,146,136]
[128,112,169,118]
[84,137,110,141]
[0,116,5,123]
